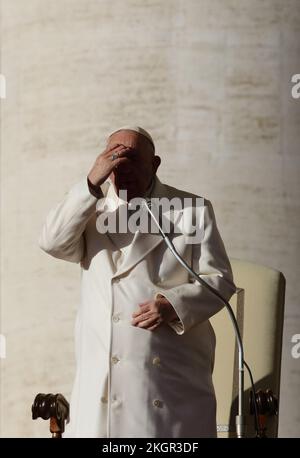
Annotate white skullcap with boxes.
[108,125,155,151]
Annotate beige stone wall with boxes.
[0,0,299,437]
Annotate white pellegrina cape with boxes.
[39,175,236,438]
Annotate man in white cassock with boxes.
[39,126,236,438]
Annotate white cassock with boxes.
[39,175,236,438]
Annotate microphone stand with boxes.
[144,200,246,438]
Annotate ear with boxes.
[152,155,161,174]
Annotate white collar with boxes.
[106,176,155,205]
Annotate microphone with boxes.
[143,197,248,438]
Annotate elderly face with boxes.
[107,130,161,201]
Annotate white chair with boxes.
[211,258,285,438]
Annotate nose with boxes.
[117,163,133,175]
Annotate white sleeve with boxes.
[39,178,102,263]
[155,200,236,335]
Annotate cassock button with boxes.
[111,356,120,364]
[153,399,163,408]
[152,356,161,367]
[112,315,120,323]
[100,396,108,404]
[112,395,122,408]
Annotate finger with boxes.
[109,149,135,170]
[132,309,141,318]
[132,304,151,317]
[131,311,158,325]
[105,143,124,153]
[132,311,155,324]
[143,317,163,331]
[104,145,129,160]
[137,316,159,328]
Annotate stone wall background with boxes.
[0,0,299,437]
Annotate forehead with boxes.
[108,130,148,150]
